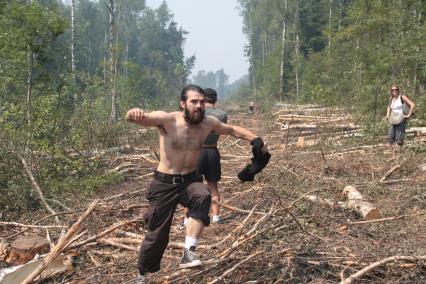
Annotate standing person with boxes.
[181,88,227,227]
[385,83,415,160]
[126,85,268,283]
[249,101,255,114]
[197,88,227,224]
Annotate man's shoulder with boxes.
[157,111,180,119]
[148,111,178,126]
[206,108,228,120]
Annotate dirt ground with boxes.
[1,103,425,283]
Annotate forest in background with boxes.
[0,0,425,214]
[238,0,425,126]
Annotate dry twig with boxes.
[21,199,99,284]
[340,255,426,284]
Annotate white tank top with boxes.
[391,95,403,114]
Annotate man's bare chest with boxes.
[166,125,208,151]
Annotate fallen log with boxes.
[304,195,347,208]
[406,127,426,136]
[343,186,380,220]
[281,123,359,131]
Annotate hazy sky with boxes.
[146,0,248,83]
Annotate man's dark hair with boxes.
[204,88,217,103]
[181,84,205,102]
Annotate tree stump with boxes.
[6,236,50,265]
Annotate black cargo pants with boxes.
[138,171,211,274]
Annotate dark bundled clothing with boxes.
[238,137,271,182]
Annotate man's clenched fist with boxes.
[125,108,145,122]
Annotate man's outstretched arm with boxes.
[213,121,267,152]
[125,108,170,127]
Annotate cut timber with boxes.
[281,123,359,131]
[406,127,426,136]
[6,236,50,265]
[297,137,305,148]
[0,254,72,284]
[343,186,380,220]
[304,195,347,208]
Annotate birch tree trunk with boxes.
[248,6,256,103]
[412,8,421,96]
[294,0,300,100]
[71,0,76,101]
[108,0,118,123]
[328,0,333,52]
[26,45,33,148]
[262,32,265,66]
[278,0,288,102]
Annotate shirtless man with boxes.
[126,85,267,283]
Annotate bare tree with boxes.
[248,5,257,103]
[293,0,301,100]
[108,0,118,123]
[278,0,288,102]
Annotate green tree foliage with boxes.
[0,0,194,213]
[237,0,425,126]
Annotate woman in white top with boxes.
[385,84,415,158]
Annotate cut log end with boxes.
[364,208,381,220]
[344,186,381,221]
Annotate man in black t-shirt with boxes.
[181,88,228,226]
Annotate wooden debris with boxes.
[0,254,73,284]
[214,200,266,215]
[406,127,426,136]
[380,165,401,182]
[14,151,60,225]
[348,215,405,224]
[305,188,381,221]
[0,240,10,262]
[208,250,264,284]
[67,217,143,250]
[304,195,347,208]
[6,236,50,265]
[21,199,99,284]
[297,136,305,148]
[98,238,139,251]
[0,222,67,229]
[340,255,426,284]
[343,186,380,220]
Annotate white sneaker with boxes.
[179,246,202,268]
[135,274,145,284]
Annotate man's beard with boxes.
[184,107,205,124]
